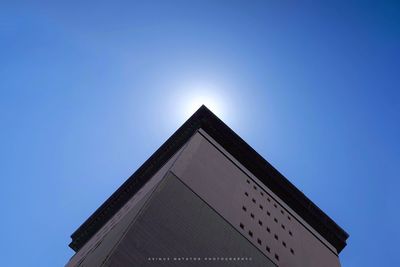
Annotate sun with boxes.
[163,80,239,133]
[184,94,223,117]
[178,83,227,120]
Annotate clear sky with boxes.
[1,1,399,266]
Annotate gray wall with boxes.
[66,145,187,266]
[105,173,276,267]
[67,129,342,267]
[171,130,341,267]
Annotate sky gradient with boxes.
[1,1,399,266]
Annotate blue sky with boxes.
[1,1,399,266]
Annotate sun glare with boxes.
[176,83,228,121]
[184,94,223,117]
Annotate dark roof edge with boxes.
[69,105,348,253]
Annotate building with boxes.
[66,105,348,266]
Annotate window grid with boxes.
[242,180,296,262]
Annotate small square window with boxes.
[248,231,253,237]
[274,234,278,240]
[250,213,255,219]
[246,179,250,184]
[289,231,293,236]
[290,248,295,255]
[259,204,263,210]
[242,206,247,212]
[281,224,285,230]
[257,238,262,245]
[274,218,278,223]
[266,227,270,233]
[245,192,249,197]
[266,246,270,252]
[258,220,263,226]
[267,211,271,216]
[253,185,257,190]
[252,198,256,203]
[281,210,284,214]
[274,203,277,208]
[240,223,244,229]
[275,254,279,261]
[282,241,286,247]
[260,192,264,196]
